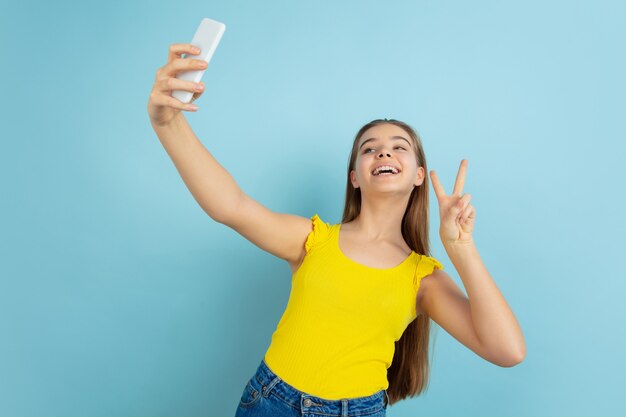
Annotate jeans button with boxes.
[304,398,312,407]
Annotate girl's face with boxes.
[350,124,424,195]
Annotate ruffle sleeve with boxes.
[304,214,331,254]
[413,255,444,290]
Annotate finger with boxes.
[167,43,200,64]
[430,170,446,199]
[150,92,199,112]
[461,206,475,227]
[459,203,474,222]
[160,56,208,79]
[452,159,468,196]
[455,193,471,210]
[157,77,203,94]
[191,82,206,102]
[455,194,471,220]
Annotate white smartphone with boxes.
[172,17,226,104]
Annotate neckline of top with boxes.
[335,223,416,271]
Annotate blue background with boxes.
[1,0,624,416]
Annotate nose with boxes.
[377,151,392,158]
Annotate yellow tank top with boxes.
[263,213,444,400]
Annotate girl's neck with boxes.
[344,202,408,243]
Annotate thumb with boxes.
[449,197,465,218]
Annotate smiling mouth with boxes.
[372,167,401,176]
[372,171,400,177]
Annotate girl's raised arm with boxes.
[147,43,311,271]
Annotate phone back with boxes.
[173,18,226,104]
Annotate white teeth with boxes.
[372,165,400,176]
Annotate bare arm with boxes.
[147,43,312,268]
[425,160,526,366]
[151,113,241,222]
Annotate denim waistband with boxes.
[253,358,388,415]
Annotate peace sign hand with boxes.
[430,159,476,246]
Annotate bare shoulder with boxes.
[415,268,452,316]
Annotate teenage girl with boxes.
[147,43,526,417]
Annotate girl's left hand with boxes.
[430,159,475,246]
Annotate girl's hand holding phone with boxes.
[147,44,206,127]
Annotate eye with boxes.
[363,146,406,153]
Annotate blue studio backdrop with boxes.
[1,1,624,416]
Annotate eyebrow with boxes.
[358,136,411,150]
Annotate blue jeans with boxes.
[235,358,389,416]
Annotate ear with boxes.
[350,170,359,189]
[414,166,425,187]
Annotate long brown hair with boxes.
[341,118,437,405]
